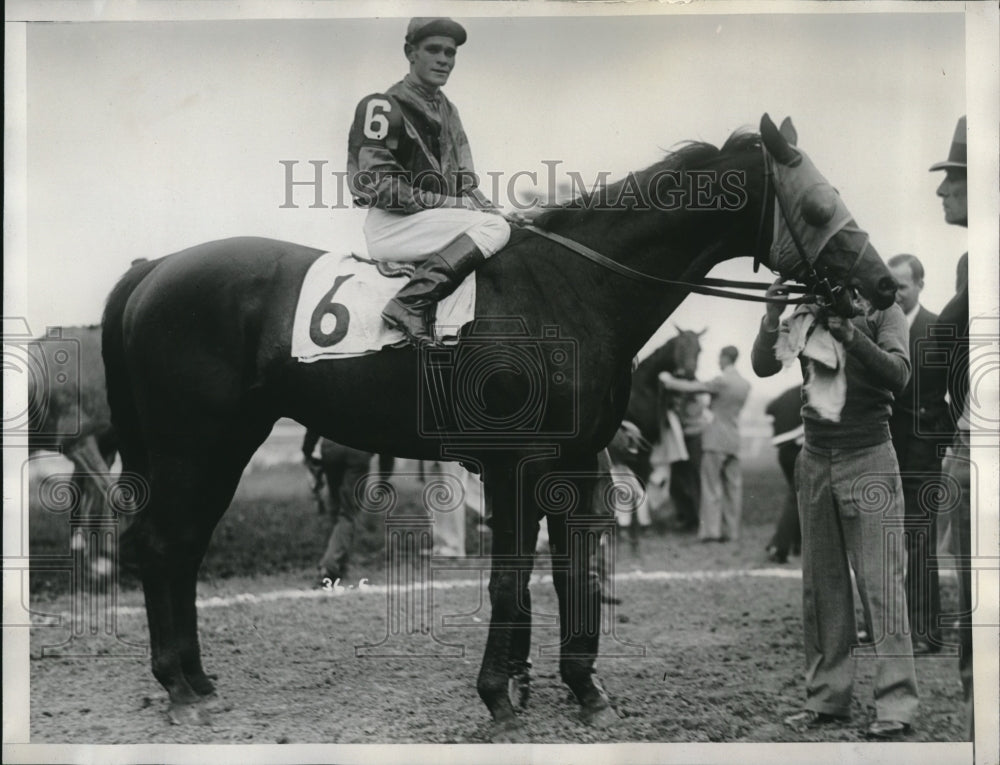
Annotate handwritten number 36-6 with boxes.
[309,274,353,347]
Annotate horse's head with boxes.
[667,325,705,380]
[760,114,897,316]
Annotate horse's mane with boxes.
[533,129,761,233]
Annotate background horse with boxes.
[28,324,119,570]
[617,328,704,537]
[101,116,897,740]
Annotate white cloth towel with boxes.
[774,305,847,422]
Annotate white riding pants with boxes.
[364,207,510,262]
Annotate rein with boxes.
[521,141,868,309]
[521,224,812,305]
[521,139,818,307]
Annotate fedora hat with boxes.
[929,115,966,171]
[406,18,467,47]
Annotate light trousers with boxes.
[941,431,973,738]
[364,207,511,262]
[796,440,919,723]
[698,450,742,540]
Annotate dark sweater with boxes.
[751,304,911,449]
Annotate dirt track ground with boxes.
[27,534,970,746]
[20,451,972,750]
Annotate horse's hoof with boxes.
[490,718,529,744]
[167,701,212,726]
[197,692,228,712]
[188,674,217,698]
[582,703,621,729]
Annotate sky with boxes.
[14,7,975,409]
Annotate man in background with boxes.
[303,430,375,585]
[928,115,973,737]
[665,387,705,533]
[660,346,751,542]
[764,384,804,564]
[887,253,950,655]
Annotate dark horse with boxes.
[623,327,705,480]
[102,116,897,740]
[612,328,703,540]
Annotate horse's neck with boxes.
[550,214,732,358]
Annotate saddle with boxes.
[351,253,415,279]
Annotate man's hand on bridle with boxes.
[824,313,856,344]
[763,277,790,329]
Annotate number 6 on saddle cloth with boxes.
[290,251,477,360]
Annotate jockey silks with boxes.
[347,74,477,214]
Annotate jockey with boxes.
[347,17,511,347]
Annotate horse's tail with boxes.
[101,257,163,480]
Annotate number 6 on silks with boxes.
[309,273,353,347]
[363,98,392,141]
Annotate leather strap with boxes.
[522,224,813,305]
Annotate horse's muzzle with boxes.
[873,276,898,310]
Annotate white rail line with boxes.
[28,567,804,625]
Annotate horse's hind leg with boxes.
[130,426,267,724]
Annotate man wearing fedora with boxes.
[929,115,974,738]
[347,17,510,347]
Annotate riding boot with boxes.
[381,233,486,348]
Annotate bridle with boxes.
[763,145,871,311]
[521,140,867,309]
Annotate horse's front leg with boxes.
[507,573,533,711]
[546,455,621,728]
[476,463,539,742]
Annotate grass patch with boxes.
[29,454,790,596]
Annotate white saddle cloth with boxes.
[291,252,476,361]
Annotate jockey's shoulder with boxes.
[353,91,401,114]
[350,93,405,147]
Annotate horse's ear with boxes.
[698,328,707,337]
[673,322,684,334]
[760,113,802,167]
[779,117,798,146]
